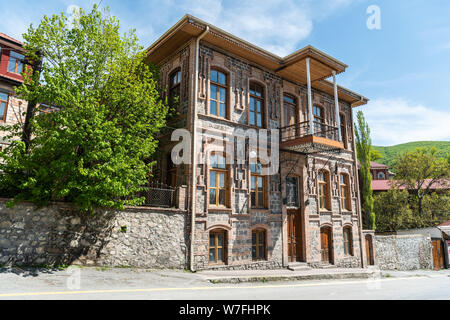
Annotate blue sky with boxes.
[1,0,449,146]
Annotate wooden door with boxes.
[365,235,374,265]
[320,227,332,263]
[287,209,302,262]
[432,240,444,270]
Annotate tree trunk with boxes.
[21,53,43,153]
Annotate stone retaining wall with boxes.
[0,200,188,268]
[375,234,433,270]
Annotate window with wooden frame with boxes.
[209,69,227,118]
[339,173,351,211]
[169,69,181,109]
[249,82,264,127]
[0,92,9,122]
[313,105,324,135]
[252,229,266,261]
[8,51,24,74]
[209,229,226,264]
[209,153,229,207]
[343,226,353,255]
[340,113,347,148]
[250,161,267,209]
[317,170,330,210]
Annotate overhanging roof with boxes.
[146,14,368,107]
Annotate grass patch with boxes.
[96,266,110,271]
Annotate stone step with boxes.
[319,263,336,269]
[287,262,311,271]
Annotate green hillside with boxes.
[373,141,450,168]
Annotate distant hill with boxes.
[373,141,450,168]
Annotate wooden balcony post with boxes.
[333,70,341,141]
[306,58,314,135]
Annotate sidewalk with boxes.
[196,267,379,283]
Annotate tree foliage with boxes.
[374,147,450,231]
[0,5,168,212]
[374,188,413,231]
[393,147,449,217]
[355,110,375,229]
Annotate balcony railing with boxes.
[135,182,187,210]
[280,121,343,153]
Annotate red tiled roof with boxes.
[372,179,449,191]
[438,220,450,227]
[370,161,388,169]
[0,32,23,45]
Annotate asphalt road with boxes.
[0,267,449,300]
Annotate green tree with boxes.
[355,110,375,229]
[0,5,168,212]
[393,147,449,218]
[369,146,382,162]
[374,188,413,232]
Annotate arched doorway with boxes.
[365,234,374,265]
[320,226,333,264]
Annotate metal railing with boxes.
[280,121,339,143]
[142,182,176,208]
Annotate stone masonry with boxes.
[0,200,188,268]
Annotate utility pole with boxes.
[21,50,43,153]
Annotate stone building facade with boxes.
[147,15,372,270]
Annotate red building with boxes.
[0,32,28,148]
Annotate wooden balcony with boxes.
[280,121,344,154]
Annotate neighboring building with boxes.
[396,226,448,270]
[146,15,370,270]
[0,32,28,148]
[437,220,450,270]
[369,161,393,180]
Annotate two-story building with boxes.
[0,32,28,148]
[146,15,374,270]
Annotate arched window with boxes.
[339,173,351,211]
[252,229,266,261]
[318,170,330,210]
[249,82,264,127]
[209,153,229,207]
[339,113,347,148]
[377,172,385,179]
[343,227,353,256]
[313,105,324,135]
[209,229,227,264]
[250,161,267,208]
[210,69,227,118]
[169,69,181,109]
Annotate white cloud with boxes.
[359,98,450,146]
[176,0,355,56]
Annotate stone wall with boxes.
[0,200,188,269]
[375,234,433,270]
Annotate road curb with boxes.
[204,271,377,284]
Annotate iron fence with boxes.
[142,182,176,208]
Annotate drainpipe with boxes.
[190,26,209,272]
[351,100,366,268]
